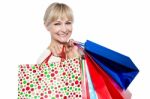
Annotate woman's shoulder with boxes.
[36,48,50,64]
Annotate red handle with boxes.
[40,46,66,65]
[60,46,66,61]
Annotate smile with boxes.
[57,33,68,37]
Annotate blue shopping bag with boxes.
[79,40,139,89]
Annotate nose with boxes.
[61,24,67,33]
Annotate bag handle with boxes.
[39,46,66,67]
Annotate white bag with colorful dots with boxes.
[18,56,83,99]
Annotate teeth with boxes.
[58,34,67,36]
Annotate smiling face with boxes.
[44,2,74,44]
[47,17,72,43]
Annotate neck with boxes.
[48,39,66,49]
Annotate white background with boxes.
[0,0,149,98]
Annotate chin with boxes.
[53,35,71,44]
[57,39,69,44]
[58,37,70,43]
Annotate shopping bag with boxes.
[81,57,97,99]
[84,59,98,99]
[86,54,132,99]
[18,53,82,99]
[82,40,139,89]
[80,57,90,99]
[85,53,124,99]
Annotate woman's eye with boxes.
[66,22,72,25]
[54,23,61,25]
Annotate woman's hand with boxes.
[66,39,81,59]
[48,43,63,57]
[48,39,81,59]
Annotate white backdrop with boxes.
[0,0,149,98]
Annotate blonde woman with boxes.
[37,2,81,64]
[19,3,129,99]
[36,2,99,99]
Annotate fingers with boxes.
[48,39,80,58]
[66,40,81,59]
[49,45,63,57]
[66,48,81,59]
[67,39,79,52]
[68,39,81,47]
[68,39,74,47]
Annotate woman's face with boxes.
[47,17,73,44]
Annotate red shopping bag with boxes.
[85,53,124,99]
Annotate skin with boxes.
[45,17,81,59]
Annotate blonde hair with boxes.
[44,2,74,26]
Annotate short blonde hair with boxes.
[44,2,74,25]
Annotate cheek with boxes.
[49,27,59,34]
[68,25,73,32]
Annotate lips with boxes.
[57,33,68,37]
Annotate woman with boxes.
[37,2,81,64]
[36,2,89,99]
[18,2,131,99]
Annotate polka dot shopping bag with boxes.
[18,52,85,99]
